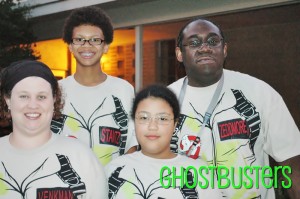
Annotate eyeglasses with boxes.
[183,36,223,49]
[135,112,174,125]
[72,38,104,46]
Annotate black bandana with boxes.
[2,60,57,94]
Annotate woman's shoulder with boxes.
[53,134,94,154]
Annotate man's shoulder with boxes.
[224,69,254,79]
[224,69,281,99]
[168,77,186,93]
[224,69,269,86]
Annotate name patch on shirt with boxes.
[37,187,75,199]
[218,119,250,140]
[99,126,121,146]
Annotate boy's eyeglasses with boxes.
[72,38,104,46]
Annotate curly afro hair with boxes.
[63,6,113,44]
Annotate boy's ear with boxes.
[68,44,73,53]
[103,44,110,54]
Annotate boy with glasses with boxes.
[51,6,137,166]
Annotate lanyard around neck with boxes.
[178,73,224,158]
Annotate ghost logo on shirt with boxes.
[179,134,201,159]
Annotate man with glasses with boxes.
[51,6,137,166]
[168,18,300,198]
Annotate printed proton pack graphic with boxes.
[171,89,261,165]
[108,166,198,199]
[0,154,86,199]
[50,95,129,156]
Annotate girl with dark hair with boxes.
[105,84,221,199]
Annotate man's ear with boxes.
[223,43,228,58]
[175,47,183,62]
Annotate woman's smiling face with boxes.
[5,77,54,137]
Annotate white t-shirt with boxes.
[105,151,222,199]
[0,133,108,199]
[51,75,138,165]
[168,69,300,199]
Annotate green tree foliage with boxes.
[0,0,40,69]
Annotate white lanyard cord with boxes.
[178,73,224,157]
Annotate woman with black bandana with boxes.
[0,60,108,199]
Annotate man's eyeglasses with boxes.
[135,112,174,125]
[72,38,104,46]
[183,36,223,49]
